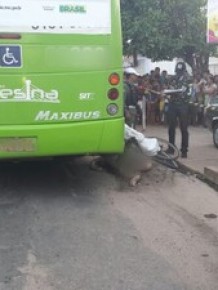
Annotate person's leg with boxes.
[167,103,177,150]
[151,102,155,124]
[129,107,137,129]
[147,101,152,124]
[164,103,169,125]
[197,105,203,125]
[154,101,160,123]
[193,104,198,126]
[178,104,189,157]
[188,103,193,125]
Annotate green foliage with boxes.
[121,0,216,71]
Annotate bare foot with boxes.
[90,159,104,172]
[129,174,141,187]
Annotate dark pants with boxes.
[167,102,189,153]
[197,105,204,126]
[188,103,198,126]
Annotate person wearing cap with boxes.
[124,67,140,128]
[166,62,190,158]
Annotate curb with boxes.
[177,160,218,192]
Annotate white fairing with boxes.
[124,125,160,157]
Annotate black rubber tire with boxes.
[213,123,218,148]
[148,136,180,160]
[153,153,179,170]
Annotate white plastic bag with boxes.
[124,124,160,157]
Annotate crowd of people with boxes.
[124,65,218,127]
[124,63,218,158]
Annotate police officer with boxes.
[167,62,190,158]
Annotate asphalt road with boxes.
[0,157,218,290]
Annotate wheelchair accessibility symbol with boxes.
[0,46,22,68]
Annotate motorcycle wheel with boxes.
[213,123,218,148]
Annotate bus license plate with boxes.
[0,138,37,152]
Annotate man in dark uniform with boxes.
[166,62,190,158]
[124,67,140,128]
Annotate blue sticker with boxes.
[0,45,22,68]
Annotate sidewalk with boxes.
[143,125,218,178]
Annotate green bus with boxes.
[0,0,124,159]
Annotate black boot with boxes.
[181,152,187,158]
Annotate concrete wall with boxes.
[124,55,218,76]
